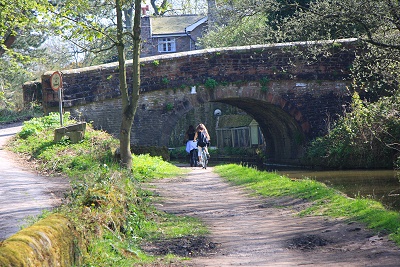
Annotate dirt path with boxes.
[0,123,70,241]
[148,166,400,267]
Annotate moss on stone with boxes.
[0,214,82,267]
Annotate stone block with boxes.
[54,122,87,143]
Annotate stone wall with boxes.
[0,214,82,266]
[38,38,358,163]
[22,81,42,107]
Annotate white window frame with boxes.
[158,37,176,53]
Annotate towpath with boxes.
[0,123,69,241]
[148,166,400,266]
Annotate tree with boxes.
[150,0,206,15]
[269,0,400,96]
[200,0,276,48]
[0,0,57,109]
[150,0,170,15]
[0,0,50,57]
[116,0,142,169]
[52,0,143,169]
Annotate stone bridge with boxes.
[40,38,358,164]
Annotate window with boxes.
[158,38,176,52]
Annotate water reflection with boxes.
[276,169,400,211]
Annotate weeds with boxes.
[204,78,218,90]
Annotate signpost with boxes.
[50,71,63,126]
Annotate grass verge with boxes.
[214,164,400,245]
[6,113,208,266]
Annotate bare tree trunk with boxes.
[116,0,132,169]
[130,0,142,117]
[118,0,142,169]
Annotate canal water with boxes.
[275,169,400,212]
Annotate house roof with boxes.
[151,15,207,36]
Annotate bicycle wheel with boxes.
[190,149,197,167]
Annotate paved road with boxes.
[0,123,70,241]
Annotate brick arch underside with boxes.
[212,97,306,163]
[153,93,308,163]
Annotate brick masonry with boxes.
[38,38,358,164]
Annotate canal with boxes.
[276,169,400,211]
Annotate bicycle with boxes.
[199,146,208,169]
[189,148,198,167]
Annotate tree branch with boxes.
[0,32,17,57]
[49,9,117,44]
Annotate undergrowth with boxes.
[7,113,207,266]
[214,164,400,245]
[0,102,43,124]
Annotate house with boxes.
[215,115,265,148]
[141,14,208,57]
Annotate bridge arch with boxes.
[141,82,309,163]
[214,97,306,161]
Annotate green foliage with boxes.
[0,0,59,111]
[270,0,400,96]
[166,103,174,111]
[204,78,218,90]
[0,103,43,124]
[18,112,70,139]
[199,7,268,48]
[260,76,270,92]
[162,77,170,85]
[215,164,400,244]
[306,92,400,169]
[169,146,188,160]
[131,145,170,161]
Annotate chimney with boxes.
[141,5,149,16]
[140,12,152,57]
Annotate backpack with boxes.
[197,131,208,147]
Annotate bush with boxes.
[131,145,170,161]
[306,92,400,169]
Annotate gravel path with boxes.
[148,166,400,266]
[0,123,70,241]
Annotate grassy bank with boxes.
[214,164,400,245]
[5,113,207,266]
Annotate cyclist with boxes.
[193,123,210,164]
[185,125,197,167]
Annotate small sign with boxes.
[50,71,62,91]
